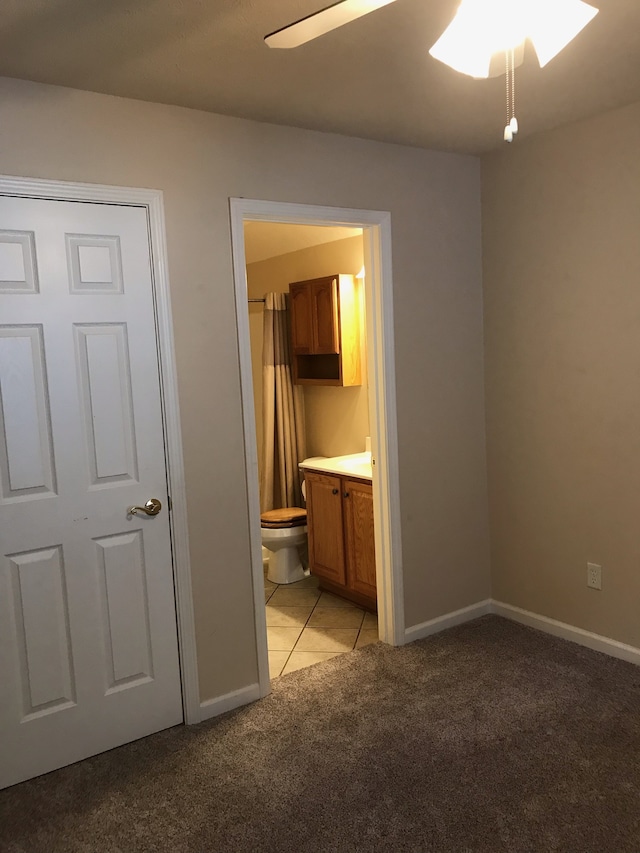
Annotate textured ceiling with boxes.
[0,0,638,153]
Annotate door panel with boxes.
[0,196,182,789]
[0,326,56,499]
[8,545,76,720]
[0,230,38,293]
[289,282,313,353]
[306,471,346,585]
[95,530,154,692]
[343,478,377,600]
[67,234,123,295]
[75,324,138,484]
[312,278,339,354]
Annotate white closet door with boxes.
[0,196,182,789]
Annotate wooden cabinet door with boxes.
[343,478,377,601]
[311,278,339,354]
[289,282,313,354]
[306,472,346,585]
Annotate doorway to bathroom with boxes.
[229,199,404,697]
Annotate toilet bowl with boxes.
[261,507,308,585]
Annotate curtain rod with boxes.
[248,297,265,303]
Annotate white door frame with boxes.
[229,198,405,697]
[0,174,201,724]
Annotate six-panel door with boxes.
[0,196,182,789]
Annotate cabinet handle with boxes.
[332,488,339,495]
[343,491,350,498]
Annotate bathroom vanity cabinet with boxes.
[304,470,376,610]
[289,274,362,386]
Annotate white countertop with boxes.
[299,452,373,481]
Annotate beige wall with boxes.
[0,76,489,702]
[482,100,640,646]
[246,233,368,475]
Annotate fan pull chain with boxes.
[504,49,519,143]
[505,49,510,128]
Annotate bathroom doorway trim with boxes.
[229,198,405,696]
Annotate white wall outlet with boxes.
[587,562,602,590]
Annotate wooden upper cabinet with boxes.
[289,274,361,386]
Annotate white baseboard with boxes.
[405,599,493,644]
[405,597,640,669]
[492,600,640,667]
[198,682,261,723]
[196,602,640,728]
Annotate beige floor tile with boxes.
[264,587,276,603]
[307,607,365,629]
[268,651,290,679]
[267,626,303,651]
[316,591,358,608]
[282,651,341,675]
[268,588,320,608]
[362,611,378,629]
[294,627,359,652]
[288,575,320,589]
[355,629,379,649]
[265,605,314,628]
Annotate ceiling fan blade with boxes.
[265,0,398,49]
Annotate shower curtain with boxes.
[260,292,306,512]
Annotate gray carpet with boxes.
[2,615,640,852]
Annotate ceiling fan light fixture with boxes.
[527,0,599,67]
[428,0,598,78]
[429,0,527,78]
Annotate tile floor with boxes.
[264,572,378,678]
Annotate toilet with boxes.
[261,507,308,585]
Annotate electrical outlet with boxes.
[587,562,602,590]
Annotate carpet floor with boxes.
[2,615,640,852]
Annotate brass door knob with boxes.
[128,498,162,516]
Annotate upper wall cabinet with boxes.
[289,274,362,386]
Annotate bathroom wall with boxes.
[0,75,489,702]
[246,233,369,473]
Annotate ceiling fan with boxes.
[265,0,599,142]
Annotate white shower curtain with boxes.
[260,292,306,512]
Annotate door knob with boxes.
[128,498,162,516]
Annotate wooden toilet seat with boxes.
[260,507,307,529]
